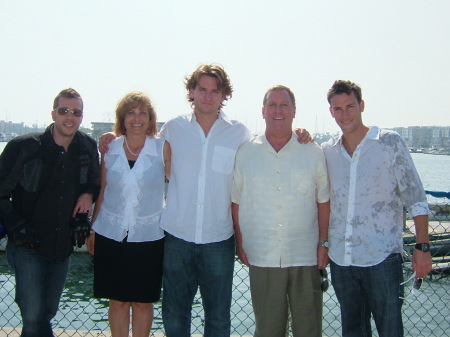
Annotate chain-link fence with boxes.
[1,197,449,336]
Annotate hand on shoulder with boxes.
[98,132,117,154]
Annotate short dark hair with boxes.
[263,85,296,108]
[53,88,83,110]
[184,64,233,108]
[114,91,157,137]
[327,80,362,104]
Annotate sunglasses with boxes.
[320,269,329,292]
[400,271,423,300]
[55,107,83,117]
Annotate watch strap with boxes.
[415,243,430,252]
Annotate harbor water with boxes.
[411,153,450,191]
[0,144,449,336]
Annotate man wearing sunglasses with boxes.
[232,85,330,337]
[322,80,432,337]
[0,88,101,337]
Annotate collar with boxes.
[259,132,297,149]
[43,123,79,148]
[332,126,380,147]
[42,124,56,144]
[110,135,158,157]
[188,110,233,126]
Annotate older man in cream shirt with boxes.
[231,85,330,337]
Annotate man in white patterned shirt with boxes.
[321,80,432,337]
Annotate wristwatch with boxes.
[415,243,430,252]
[319,240,329,248]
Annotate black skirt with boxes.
[93,233,164,303]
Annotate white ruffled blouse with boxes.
[92,135,165,242]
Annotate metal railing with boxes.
[0,199,449,336]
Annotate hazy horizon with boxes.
[1,1,449,135]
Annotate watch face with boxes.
[416,243,430,252]
[320,241,329,248]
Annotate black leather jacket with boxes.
[0,124,100,260]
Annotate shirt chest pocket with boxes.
[212,146,236,175]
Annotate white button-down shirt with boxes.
[322,126,429,267]
[159,111,253,244]
[232,134,330,267]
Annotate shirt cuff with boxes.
[408,201,430,218]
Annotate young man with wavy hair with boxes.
[160,64,252,337]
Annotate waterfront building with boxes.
[1,119,449,151]
[90,121,165,140]
[0,120,44,140]
[391,126,450,150]
[90,122,115,140]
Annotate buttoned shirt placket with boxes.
[342,138,367,265]
[194,119,218,243]
[271,147,284,267]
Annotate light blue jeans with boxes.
[7,242,70,337]
[162,233,235,337]
[330,253,404,337]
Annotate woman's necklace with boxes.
[124,137,141,156]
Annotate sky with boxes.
[1,1,449,135]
